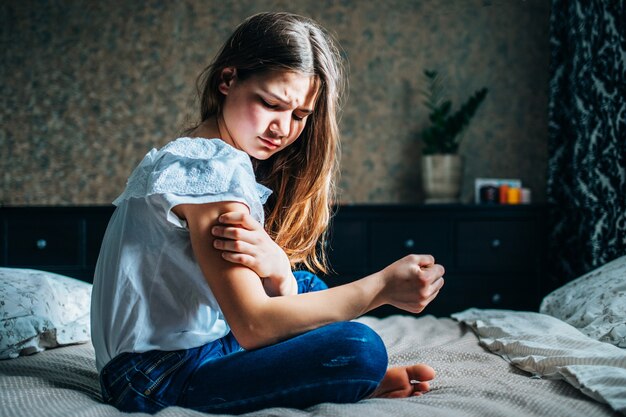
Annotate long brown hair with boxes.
[185,12,346,273]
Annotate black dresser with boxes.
[0,206,114,283]
[322,204,549,317]
[0,204,549,317]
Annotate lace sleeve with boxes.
[113,138,272,227]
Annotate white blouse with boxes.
[90,138,272,371]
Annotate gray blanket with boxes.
[0,314,618,417]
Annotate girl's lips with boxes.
[259,137,280,149]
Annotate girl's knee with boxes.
[322,322,388,380]
[342,321,387,360]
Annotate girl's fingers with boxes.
[420,263,445,280]
[218,212,260,230]
[417,254,436,267]
[430,276,445,292]
[212,226,254,243]
[213,238,255,255]
[419,265,445,288]
[221,251,254,266]
[424,287,441,305]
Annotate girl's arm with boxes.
[211,211,298,297]
[173,201,444,350]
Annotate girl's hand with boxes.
[212,211,297,297]
[379,255,445,314]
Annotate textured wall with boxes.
[0,0,550,205]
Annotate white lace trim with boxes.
[113,138,272,222]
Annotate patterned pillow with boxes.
[540,255,626,348]
[0,268,92,359]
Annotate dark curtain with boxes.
[547,0,626,284]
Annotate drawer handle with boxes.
[491,293,502,304]
[36,239,48,250]
[491,239,501,249]
[404,239,415,249]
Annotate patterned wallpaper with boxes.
[0,0,550,206]
[547,0,626,281]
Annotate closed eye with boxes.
[260,96,309,122]
[293,110,313,122]
[261,99,279,109]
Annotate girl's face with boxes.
[218,69,319,160]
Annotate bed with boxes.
[1,256,625,417]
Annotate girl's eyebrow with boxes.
[263,91,314,114]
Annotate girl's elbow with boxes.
[224,298,283,350]
[231,322,275,350]
[237,336,267,351]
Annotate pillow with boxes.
[0,268,92,359]
[452,308,626,414]
[540,255,626,348]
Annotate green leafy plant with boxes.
[420,69,488,155]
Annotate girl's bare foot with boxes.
[369,364,436,398]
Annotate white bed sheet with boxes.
[0,313,620,417]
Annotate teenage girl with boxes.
[91,11,445,415]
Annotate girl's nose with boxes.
[270,113,291,138]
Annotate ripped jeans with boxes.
[99,271,389,414]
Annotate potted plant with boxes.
[420,69,488,203]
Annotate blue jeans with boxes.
[99,271,388,414]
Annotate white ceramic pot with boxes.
[421,154,462,203]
